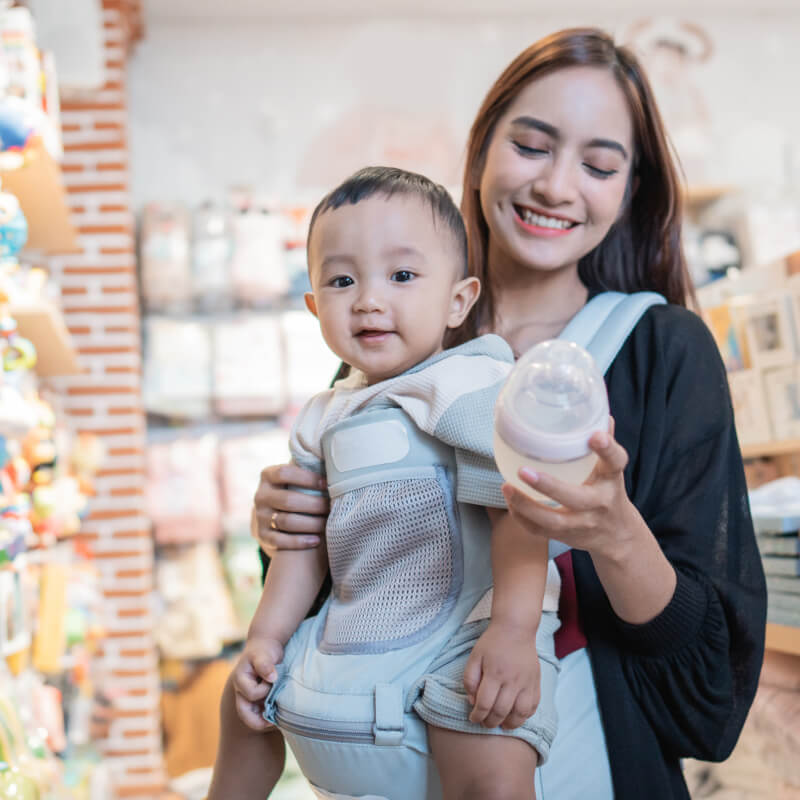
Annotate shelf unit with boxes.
[10,300,81,377]
[765,623,800,657]
[741,439,800,460]
[0,143,78,254]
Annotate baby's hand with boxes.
[232,635,284,731]
[463,621,541,730]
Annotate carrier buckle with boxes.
[373,683,405,746]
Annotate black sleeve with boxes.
[584,305,767,761]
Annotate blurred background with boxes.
[0,0,798,797]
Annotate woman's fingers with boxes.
[262,463,326,492]
[588,430,629,478]
[517,468,599,512]
[255,509,327,535]
[255,486,330,517]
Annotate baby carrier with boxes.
[263,291,666,800]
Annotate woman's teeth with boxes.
[517,207,574,230]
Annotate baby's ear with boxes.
[304,292,319,318]
[447,276,481,329]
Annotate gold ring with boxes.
[270,511,279,531]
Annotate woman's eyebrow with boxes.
[510,115,629,161]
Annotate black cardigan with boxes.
[580,303,766,797]
[259,303,766,798]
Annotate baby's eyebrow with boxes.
[382,245,424,260]
[319,254,357,271]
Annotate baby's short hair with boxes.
[307,166,468,276]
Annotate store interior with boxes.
[0,0,799,797]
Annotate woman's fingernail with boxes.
[521,468,539,483]
[318,477,327,489]
[303,537,320,546]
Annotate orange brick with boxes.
[64,266,135,276]
[116,784,166,798]
[87,511,142,522]
[106,630,150,639]
[108,407,143,415]
[117,608,148,619]
[112,669,149,678]
[78,346,136,355]
[115,570,151,579]
[123,729,152,739]
[102,286,136,294]
[77,224,133,235]
[61,163,85,173]
[100,246,135,255]
[97,162,127,171]
[96,467,145,477]
[105,589,150,599]
[66,182,127,194]
[64,140,125,152]
[65,408,95,416]
[79,426,138,436]
[113,530,150,539]
[106,366,139,375]
[66,386,136,395]
[110,487,144,497]
[67,325,92,334]
[108,447,144,457]
[62,287,88,295]
[100,204,128,212]
[65,303,138,313]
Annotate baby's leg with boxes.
[429,725,538,800]
[207,672,286,800]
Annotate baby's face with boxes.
[306,194,467,385]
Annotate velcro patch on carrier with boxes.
[329,419,410,473]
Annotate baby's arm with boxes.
[232,536,329,730]
[463,508,548,730]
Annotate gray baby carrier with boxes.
[263,291,666,800]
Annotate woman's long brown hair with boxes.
[453,28,693,345]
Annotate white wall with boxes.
[127,11,800,208]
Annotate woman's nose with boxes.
[532,157,578,207]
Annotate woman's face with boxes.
[479,66,635,278]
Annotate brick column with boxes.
[45,2,164,797]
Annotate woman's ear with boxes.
[447,276,481,329]
[304,292,319,318]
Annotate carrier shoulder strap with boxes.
[547,291,666,561]
[558,291,666,374]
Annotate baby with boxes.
[230,166,560,800]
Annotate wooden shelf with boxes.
[683,185,735,217]
[741,439,800,460]
[0,143,78,254]
[10,301,82,377]
[766,622,800,656]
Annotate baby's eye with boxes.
[391,270,415,283]
[330,275,354,288]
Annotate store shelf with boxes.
[0,143,79,254]
[10,301,82,376]
[741,439,800,460]
[766,622,800,656]
[683,185,735,217]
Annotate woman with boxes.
[210,27,766,799]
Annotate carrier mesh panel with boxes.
[322,471,458,651]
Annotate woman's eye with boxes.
[330,276,354,288]
[513,141,548,157]
[583,163,618,179]
[392,270,415,283]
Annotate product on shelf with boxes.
[145,433,221,544]
[218,428,290,535]
[191,201,233,311]
[229,203,289,307]
[143,316,212,419]
[212,314,286,417]
[139,203,192,313]
[154,542,242,659]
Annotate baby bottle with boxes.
[494,340,609,503]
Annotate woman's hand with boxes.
[501,421,640,562]
[252,463,329,557]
